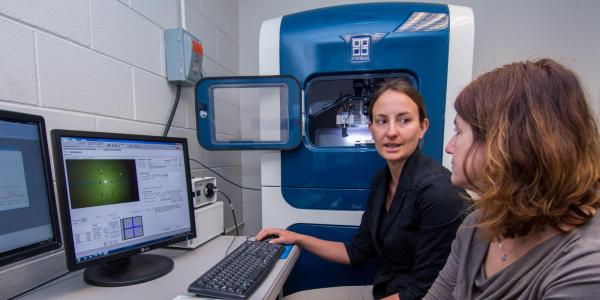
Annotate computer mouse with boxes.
[260,234,278,243]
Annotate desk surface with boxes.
[19,236,299,300]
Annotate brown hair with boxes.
[369,79,427,123]
[455,58,600,239]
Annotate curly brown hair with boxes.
[455,58,600,239]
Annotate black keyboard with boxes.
[188,240,284,299]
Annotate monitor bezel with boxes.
[51,129,196,271]
[0,109,62,267]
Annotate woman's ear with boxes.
[419,118,430,139]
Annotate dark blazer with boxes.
[345,149,467,300]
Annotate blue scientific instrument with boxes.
[195,2,474,294]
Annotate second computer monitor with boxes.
[0,110,61,268]
[52,130,196,286]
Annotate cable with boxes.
[311,92,347,119]
[189,158,261,191]
[225,236,237,256]
[162,83,182,137]
[225,236,251,257]
[8,270,71,300]
[218,190,239,236]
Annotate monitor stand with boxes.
[83,254,174,287]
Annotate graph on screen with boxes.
[0,149,30,211]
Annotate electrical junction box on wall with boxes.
[164,28,203,85]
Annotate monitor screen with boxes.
[52,130,195,286]
[0,110,61,267]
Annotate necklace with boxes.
[497,239,508,262]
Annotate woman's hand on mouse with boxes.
[258,228,351,264]
[256,228,301,245]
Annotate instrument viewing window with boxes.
[306,73,417,147]
[0,110,61,267]
[52,130,196,286]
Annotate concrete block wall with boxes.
[0,0,240,298]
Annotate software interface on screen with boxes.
[0,118,56,256]
[58,137,192,263]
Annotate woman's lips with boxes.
[384,143,401,151]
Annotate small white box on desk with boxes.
[191,177,217,207]
[171,201,224,249]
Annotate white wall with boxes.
[237,0,600,235]
[0,0,240,298]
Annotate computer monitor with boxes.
[0,110,61,267]
[51,130,196,286]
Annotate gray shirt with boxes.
[425,210,600,299]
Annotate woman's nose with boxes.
[445,136,455,154]
[386,121,398,137]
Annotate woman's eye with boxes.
[399,117,410,124]
[375,119,387,125]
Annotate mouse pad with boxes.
[279,245,292,259]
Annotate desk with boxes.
[19,236,299,300]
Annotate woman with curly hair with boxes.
[425,58,600,299]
